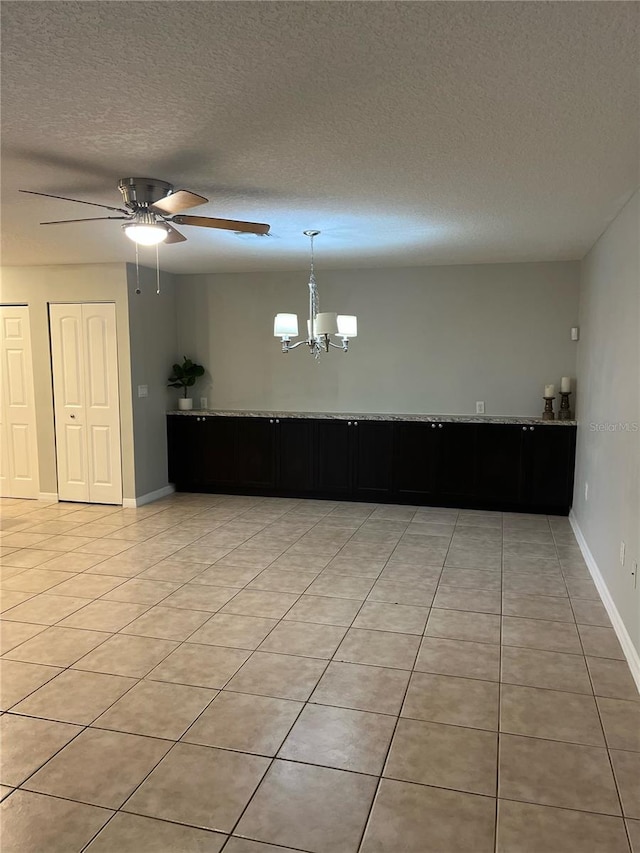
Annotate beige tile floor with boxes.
[0,494,639,853]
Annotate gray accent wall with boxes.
[573,191,640,655]
[126,264,178,499]
[175,261,580,417]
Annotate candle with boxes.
[561,376,571,393]
[544,384,555,398]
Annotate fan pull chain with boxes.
[135,243,141,294]
[155,243,160,294]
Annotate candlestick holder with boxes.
[558,391,573,420]
[542,396,555,420]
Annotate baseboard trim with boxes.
[38,492,59,502]
[569,511,640,694]
[122,484,175,509]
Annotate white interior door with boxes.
[50,303,122,504]
[0,306,40,498]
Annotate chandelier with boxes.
[274,230,357,357]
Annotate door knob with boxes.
[70,414,76,419]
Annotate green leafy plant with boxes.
[168,356,205,398]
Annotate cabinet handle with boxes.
[529,426,535,431]
[276,419,280,424]
[348,421,352,426]
[354,421,358,426]
[522,426,527,431]
[269,419,273,424]
[431,423,436,428]
[438,423,443,428]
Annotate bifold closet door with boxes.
[49,303,122,504]
[0,306,39,498]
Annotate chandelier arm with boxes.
[287,339,313,350]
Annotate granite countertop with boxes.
[167,409,576,426]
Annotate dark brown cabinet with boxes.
[315,420,352,494]
[278,419,315,493]
[353,421,394,499]
[237,418,276,488]
[475,424,524,505]
[394,422,439,499]
[167,415,577,514]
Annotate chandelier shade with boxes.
[274,313,299,338]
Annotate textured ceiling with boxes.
[1,1,638,274]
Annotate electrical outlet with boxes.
[200,397,208,410]
[584,482,588,501]
[476,401,485,414]
[620,541,626,566]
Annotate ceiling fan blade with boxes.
[151,190,208,215]
[172,214,270,235]
[164,224,187,244]
[20,189,129,214]
[40,216,131,224]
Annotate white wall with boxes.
[126,264,178,499]
[0,263,136,499]
[572,191,640,655]
[175,261,579,416]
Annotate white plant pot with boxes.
[178,397,193,411]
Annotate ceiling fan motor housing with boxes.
[118,177,173,210]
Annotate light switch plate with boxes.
[137,385,148,398]
[476,401,485,414]
[200,397,208,410]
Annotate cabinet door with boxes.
[475,424,524,506]
[237,418,277,488]
[200,416,238,488]
[167,416,204,488]
[278,419,315,492]
[353,421,394,499]
[316,420,352,494]
[393,422,439,499]
[525,426,576,511]
[435,422,477,501]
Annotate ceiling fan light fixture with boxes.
[124,222,168,246]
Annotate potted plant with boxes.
[168,356,205,410]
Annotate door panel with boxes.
[201,417,238,487]
[475,424,524,505]
[0,306,39,498]
[525,427,576,510]
[82,305,121,503]
[436,423,477,501]
[316,421,352,493]
[393,423,439,499]
[353,421,394,498]
[63,424,88,485]
[278,419,315,492]
[237,419,276,488]
[50,305,89,502]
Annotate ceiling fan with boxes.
[19,177,270,245]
